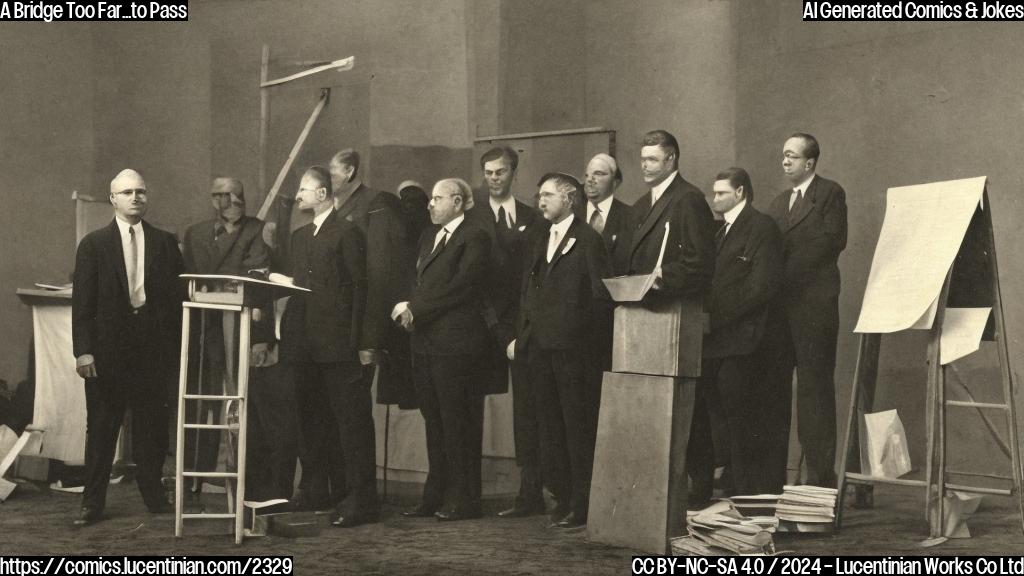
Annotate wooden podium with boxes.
[174,274,307,544]
[589,245,704,554]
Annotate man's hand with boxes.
[651,266,665,291]
[506,340,516,361]
[251,342,270,367]
[359,349,379,366]
[76,354,97,379]
[390,301,409,321]
[398,309,414,332]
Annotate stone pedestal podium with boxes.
[589,266,704,554]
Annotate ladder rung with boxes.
[181,513,238,520]
[946,400,1009,410]
[183,395,245,401]
[183,424,239,430]
[944,482,1012,496]
[183,471,239,478]
[947,470,1015,481]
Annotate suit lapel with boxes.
[546,219,577,272]
[719,203,753,256]
[142,220,160,279]
[630,176,676,259]
[335,185,365,222]
[417,224,453,277]
[107,220,130,297]
[785,178,817,231]
[210,218,244,272]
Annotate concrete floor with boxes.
[1,481,1023,573]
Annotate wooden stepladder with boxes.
[174,274,307,544]
[836,177,1024,537]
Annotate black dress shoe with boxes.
[73,507,102,527]
[331,510,379,528]
[553,511,586,529]
[402,505,438,518]
[497,502,544,518]
[292,494,333,513]
[147,501,173,514]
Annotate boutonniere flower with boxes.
[518,225,527,232]
[562,237,576,255]
[611,234,618,243]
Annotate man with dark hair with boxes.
[617,129,715,297]
[393,178,493,521]
[765,133,848,489]
[467,145,550,518]
[72,169,185,526]
[513,172,612,529]
[688,168,783,504]
[280,165,378,527]
[329,149,416,407]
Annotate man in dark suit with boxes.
[72,169,185,526]
[329,149,416,408]
[181,178,276,495]
[616,130,716,298]
[279,166,377,527]
[688,168,783,503]
[514,173,613,529]
[580,153,632,258]
[465,146,550,518]
[392,178,492,521]
[765,133,848,488]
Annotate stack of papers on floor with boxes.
[775,485,838,532]
[673,501,777,555]
[729,494,780,518]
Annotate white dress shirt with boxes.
[721,199,747,236]
[789,173,816,210]
[586,195,615,227]
[114,216,146,308]
[546,214,574,262]
[489,195,517,228]
[650,171,678,206]
[312,208,332,236]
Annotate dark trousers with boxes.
[529,348,600,520]
[294,361,378,514]
[688,354,767,497]
[510,356,544,507]
[246,362,298,502]
[83,362,169,512]
[757,316,794,494]
[783,295,839,487]
[412,353,485,514]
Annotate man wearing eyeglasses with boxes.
[71,169,186,526]
[392,178,492,521]
[764,133,848,490]
[278,166,377,527]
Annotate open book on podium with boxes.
[181,272,309,306]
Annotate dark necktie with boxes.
[715,222,727,252]
[497,205,511,229]
[589,206,605,234]
[432,228,449,255]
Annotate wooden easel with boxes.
[836,182,1024,537]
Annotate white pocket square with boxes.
[562,237,576,255]
[518,225,527,232]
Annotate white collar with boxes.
[587,195,615,221]
[312,208,332,235]
[792,173,816,195]
[723,199,746,227]
[441,213,466,235]
[115,216,141,237]
[489,195,516,220]
[650,171,678,199]
[549,213,574,238]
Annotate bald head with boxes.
[211,177,245,223]
[109,168,148,223]
[110,169,146,194]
